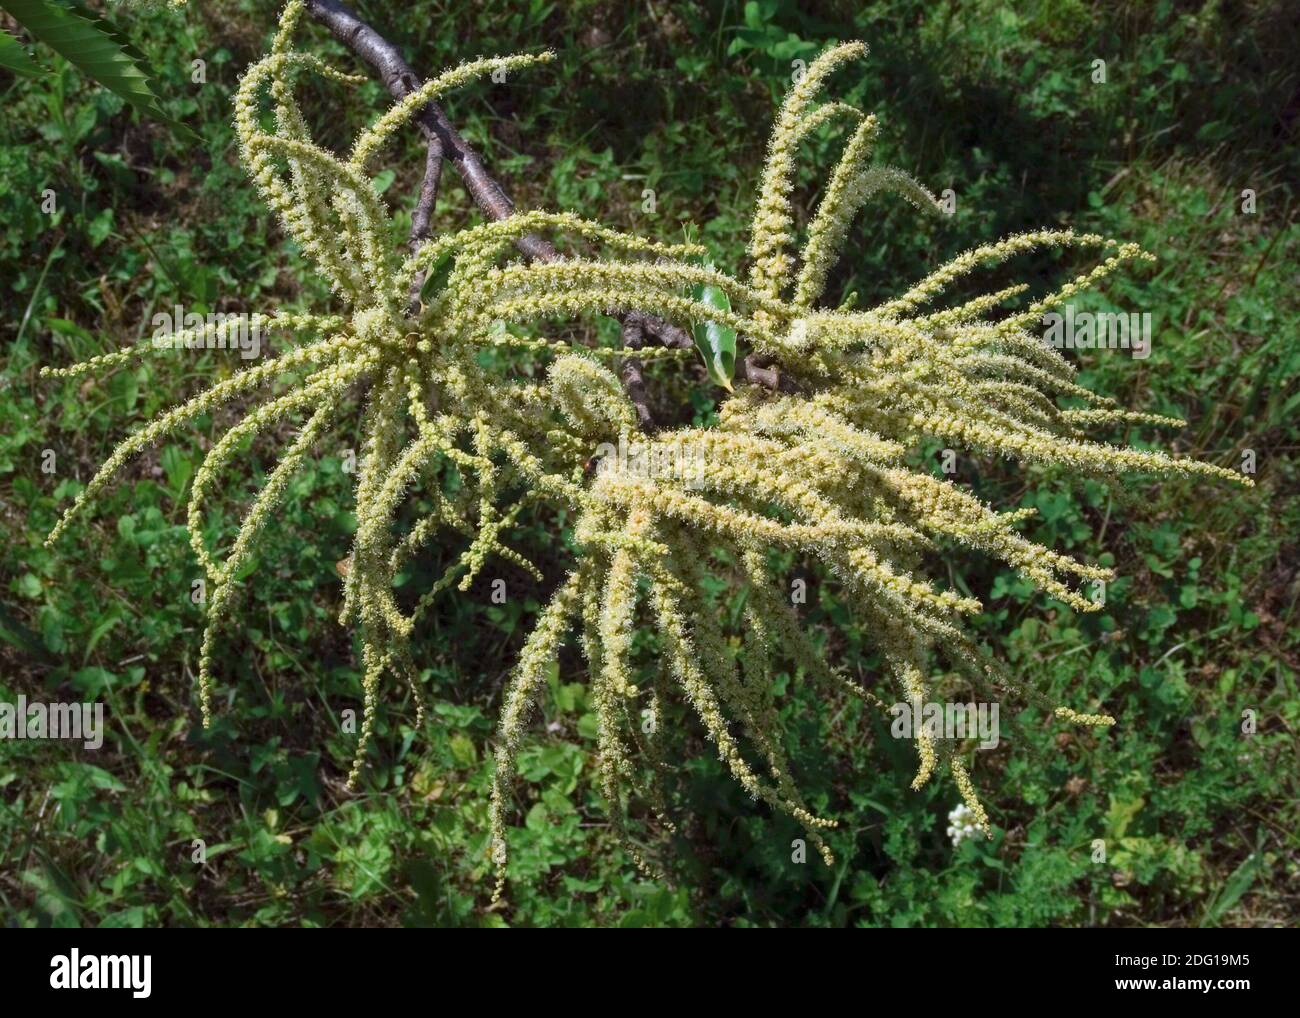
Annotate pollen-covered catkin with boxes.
[41,6,1250,898]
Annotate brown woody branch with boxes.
[303,0,787,425]
[406,135,444,311]
[305,0,555,260]
[617,313,655,430]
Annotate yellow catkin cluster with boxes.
[42,9,1249,895]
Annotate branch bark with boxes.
[302,0,788,421]
[406,135,443,311]
[617,315,654,430]
[305,0,556,259]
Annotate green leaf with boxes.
[0,0,196,141]
[418,248,454,303]
[87,206,114,248]
[690,268,737,390]
[1105,793,1145,839]
[110,364,138,412]
[449,734,477,767]
[1201,849,1262,927]
[0,27,42,76]
[82,613,120,664]
[0,601,48,658]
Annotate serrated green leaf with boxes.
[0,27,42,76]
[690,268,737,390]
[0,0,196,141]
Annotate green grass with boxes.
[0,0,1296,927]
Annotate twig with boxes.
[618,313,655,430]
[406,135,444,312]
[740,352,796,392]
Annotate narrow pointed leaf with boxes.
[0,0,196,140]
[0,27,42,76]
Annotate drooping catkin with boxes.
[42,7,1249,896]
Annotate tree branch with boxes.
[305,0,557,259]
[302,0,788,414]
[618,314,655,430]
[406,134,443,312]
